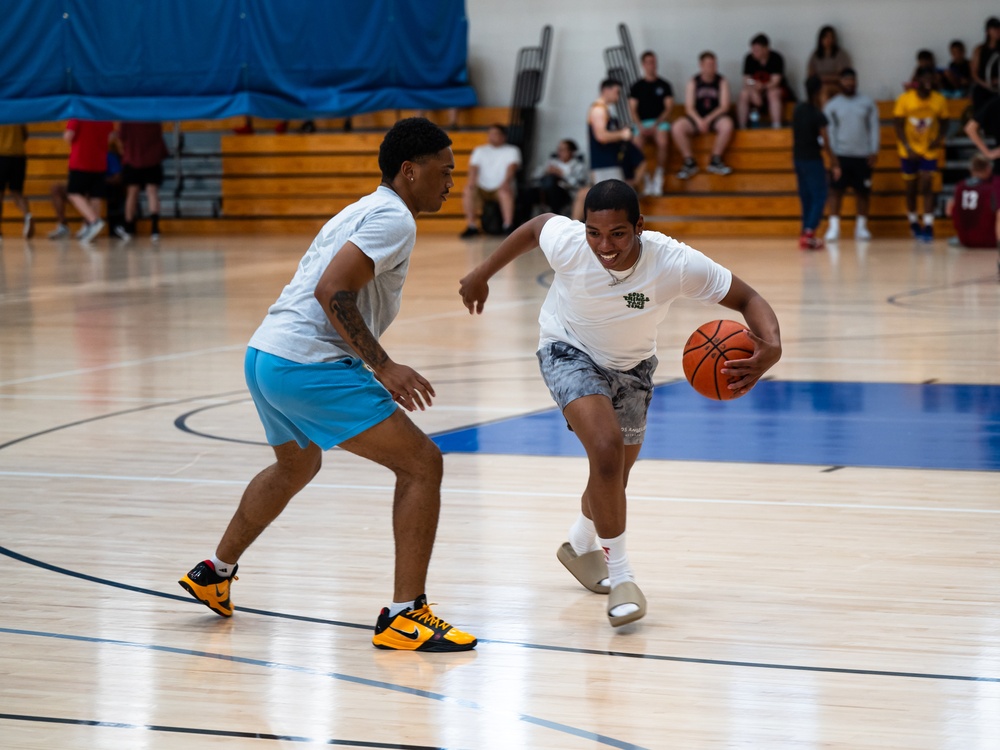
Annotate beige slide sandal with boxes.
[607,581,647,627]
[556,542,610,594]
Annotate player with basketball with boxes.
[458,179,781,627]
[178,118,477,653]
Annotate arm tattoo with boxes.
[329,290,389,368]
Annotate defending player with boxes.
[179,118,476,652]
[459,179,781,627]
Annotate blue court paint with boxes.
[433,381,1000,471]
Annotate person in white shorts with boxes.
[459,179,782,627]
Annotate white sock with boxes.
[598,531,635,589]
[856,216,867,231]
[907,212,918,224]
[923,213,934,227]
[568,513,599,556]
[599,531,638,618]
[210,554,236,578]
[389,599,416,617]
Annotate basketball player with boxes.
[947,154,1000,257]
[179,118,477,653]
[458,179,781,627]
[893,67,949,242]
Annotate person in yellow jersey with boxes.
[893,67,950,241]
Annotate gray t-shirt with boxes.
[823,93,880,158]
[248,186,416,363]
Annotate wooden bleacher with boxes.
[4,100,969,239]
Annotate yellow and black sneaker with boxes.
[372,594,477,652]
[178,560,238,617]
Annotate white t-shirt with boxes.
[248,186,416,363]
[470,143,522,191]
[537,215,733,370]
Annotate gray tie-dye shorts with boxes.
[536,341,658,445]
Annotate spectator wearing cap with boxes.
[823,67,881,242]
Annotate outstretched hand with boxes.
[458,271,490,314]
[720,328,781,397]
[374,361,436,411]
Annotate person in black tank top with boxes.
[671,52,735,179]
[972,17,1000,113]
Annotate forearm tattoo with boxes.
[329,290,388,368]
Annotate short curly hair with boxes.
[584,179,640,226]
[378,117,453,181]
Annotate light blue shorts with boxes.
[244,347,397,450]
[635,118,671,133]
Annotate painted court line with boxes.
[0,469,996,515]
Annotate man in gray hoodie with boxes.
[823,68,881,241]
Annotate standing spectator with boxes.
[824,68,881,242]
[942,40,973,98]
[60,119,114,242]
[964,94,1000,175]
[738,33,794,129]
[793,76,833,250]
[893,67,949,241]
[946,154,1000,252]
[628,51,674,196]
[971,17,1000,113]
[460,124,521,237]
[0,124,34,241]
[806,26,852,106]
[116,122,170,242]
[671,52,735,179]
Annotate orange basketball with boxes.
[682,320,755,400]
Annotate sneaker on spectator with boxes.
[48,223,70,240]
[920,224,934,243]
[677,158,699,180]
[909,221,922,239]
[798,231,824,251]
[459,226,480,239]
[855,225,872,241]
[22,214,34,239]
[151,232,161,243]
[706,157,732,176]
[74,224,89,239]
[114,225,132,242]
[80,219,105,243]
[824,224,840,242]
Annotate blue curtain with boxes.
[0,0,476,123]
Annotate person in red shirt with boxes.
[63,119,114,242]
[116,122,170,241]
[947,154,1000,251]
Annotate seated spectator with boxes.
[628,51,674,196]
[526,139,587,217]
[738,33,795,128]
[0,124,34,241]
[586,78,646,187]
[910,50,944,90]
[672,52,735,179]
[806,26,852,106]
[942,40,973,98]
[947,154,1000,249]
[116,121,170,242]
[971,17,1000,113]
[460,123,521,237]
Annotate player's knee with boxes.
[588,438,625,479]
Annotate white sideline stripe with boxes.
[0,470,996,515]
